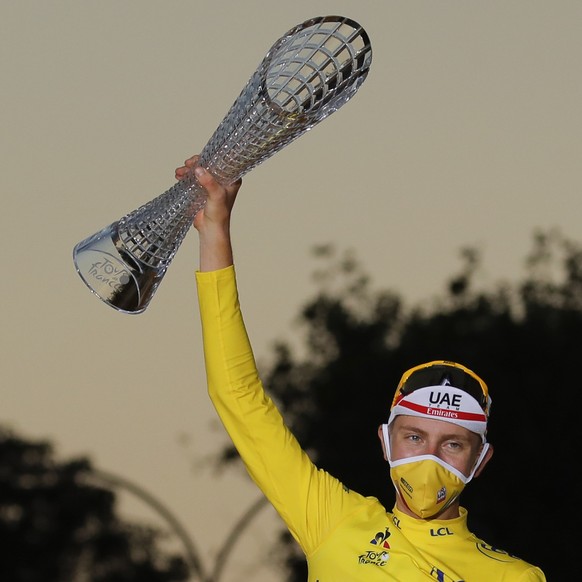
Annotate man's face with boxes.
[387,414,483,478]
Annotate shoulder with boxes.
[469,535,546,580]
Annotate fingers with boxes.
[175,154,242,206]
[175,155,200,180]
[175,155,241,195]
[194,166,242,199]
[193,165,217,190]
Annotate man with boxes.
[177,156,546,581]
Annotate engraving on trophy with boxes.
[86,256,130,290]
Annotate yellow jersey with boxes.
[196,266,546,581]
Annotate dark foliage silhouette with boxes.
[0,430,189,582]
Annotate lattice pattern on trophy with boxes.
[73,16,372,313]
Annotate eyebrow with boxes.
[397,423,428,435]
[396,423,472,442]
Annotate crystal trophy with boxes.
[73,15,372,313]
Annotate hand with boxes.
[175,155,242,231]
[175,155,242,271]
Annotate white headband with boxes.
[388,385,488,438]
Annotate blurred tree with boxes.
[218,228,578,581]
[0,429,189,582]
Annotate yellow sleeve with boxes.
[196,266,360,555]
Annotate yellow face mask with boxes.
[381,423,490,519]
[389,455,466,519]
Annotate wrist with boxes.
[198,228,233,272]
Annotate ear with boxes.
[474,443,494,478]
[377,425,388,461]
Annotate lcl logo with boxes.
[430,527,454,537]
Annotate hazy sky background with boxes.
[2,1,581,579]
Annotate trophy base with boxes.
[73,224,163,314]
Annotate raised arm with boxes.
[179,155,363,556]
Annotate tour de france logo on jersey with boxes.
[357,527,391,566]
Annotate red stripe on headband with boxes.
[398,399,487,424]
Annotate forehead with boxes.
[392,414,475,439]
